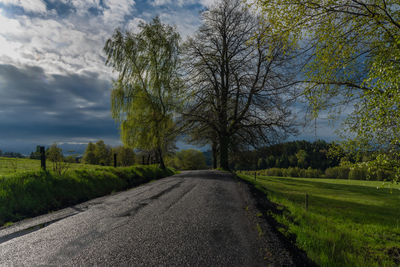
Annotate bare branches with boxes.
[182,0,298,169]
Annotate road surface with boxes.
[0,170,301,266]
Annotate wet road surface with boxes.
[0,170,296,266]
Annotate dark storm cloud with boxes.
[0,64,119,152]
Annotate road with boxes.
[0,170,300,266]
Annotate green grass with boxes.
[0,163,175,227]
[0,157,99,176]
[238,174,400,267]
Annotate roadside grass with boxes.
[237,174,400,267]
[0,157,99,176]
[0,165,175,227]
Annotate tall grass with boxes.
[0,165,174,226]
[238,174,400,266]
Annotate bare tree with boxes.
[182,0,297,170]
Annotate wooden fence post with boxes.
[40,146,46,171]
[114,153,117,168]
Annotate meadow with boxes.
[237,174,400,266]
[0,157,175,226]
[0,157,98,176]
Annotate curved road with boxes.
[0,170,298,266]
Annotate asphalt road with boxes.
[0,170,298,266]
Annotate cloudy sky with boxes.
[0,0,336,154]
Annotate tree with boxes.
[296,149,308,169]
[253,0,400,177]
[83,142,97,165]
[112,146,135,167]
[182,0,296,170]
[173,149,207,170]
[258,158,267,170]
[46,143,69,175]
[105,17,182,169]
[94,140,111,166]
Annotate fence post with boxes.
[254,171,257,182]
[305,193,309,211]
[40,146,46,171]
[114,153,117,168]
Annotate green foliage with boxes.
[46,144,69,175]
[104,17,182,168]
[82,142,97,165]
[252,0,400,180]
[0,165,175,226]
[233,140,337,171]
[169,149,207,170]
[257,158,267,170]
[112,146,135,167]
[238,174,400,266]
[94,140,111,166]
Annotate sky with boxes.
[0,0,338,155]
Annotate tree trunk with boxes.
[157,147,166,170]
[212,141,218,169]
[219,135,229,170]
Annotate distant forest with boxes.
[206,140,345,171]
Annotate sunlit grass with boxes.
[0,157,99,177]
[238,174,400,266]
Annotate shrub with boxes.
[348,168,368,180]
[325,166,350,179]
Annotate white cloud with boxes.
[0,0,47,13]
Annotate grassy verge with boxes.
[0,157,101,176]
[0,165,175,226]
[237,174,400,266]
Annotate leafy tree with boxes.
[105,17,182,169]
[112,146,135,167]
[296,149,308,169]
[258,158,267,170]
[83,142,97,165]
[94,140,111,166]
[46,144,69,175]
[173,149,207,170]
[253,0,400,179]
[183,0,296,170]
[266,155,276,168]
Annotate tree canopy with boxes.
[182,0,297,170]
[252,0,400,177]
[104,17,182,169]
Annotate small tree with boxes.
[83,142,97,165]
[46,144,69,175]
[94,140,111,166]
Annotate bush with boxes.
[266,168,283,176]
[0,165,175,226]
[325,166,350,179]
[348,168,368,180]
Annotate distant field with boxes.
[0,157,97,176]
[238,174,400,266]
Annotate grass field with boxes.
[238,174,400,266]
[0,157,98,176]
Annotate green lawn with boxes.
[238,174,400,267]
[0,157,98,176]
